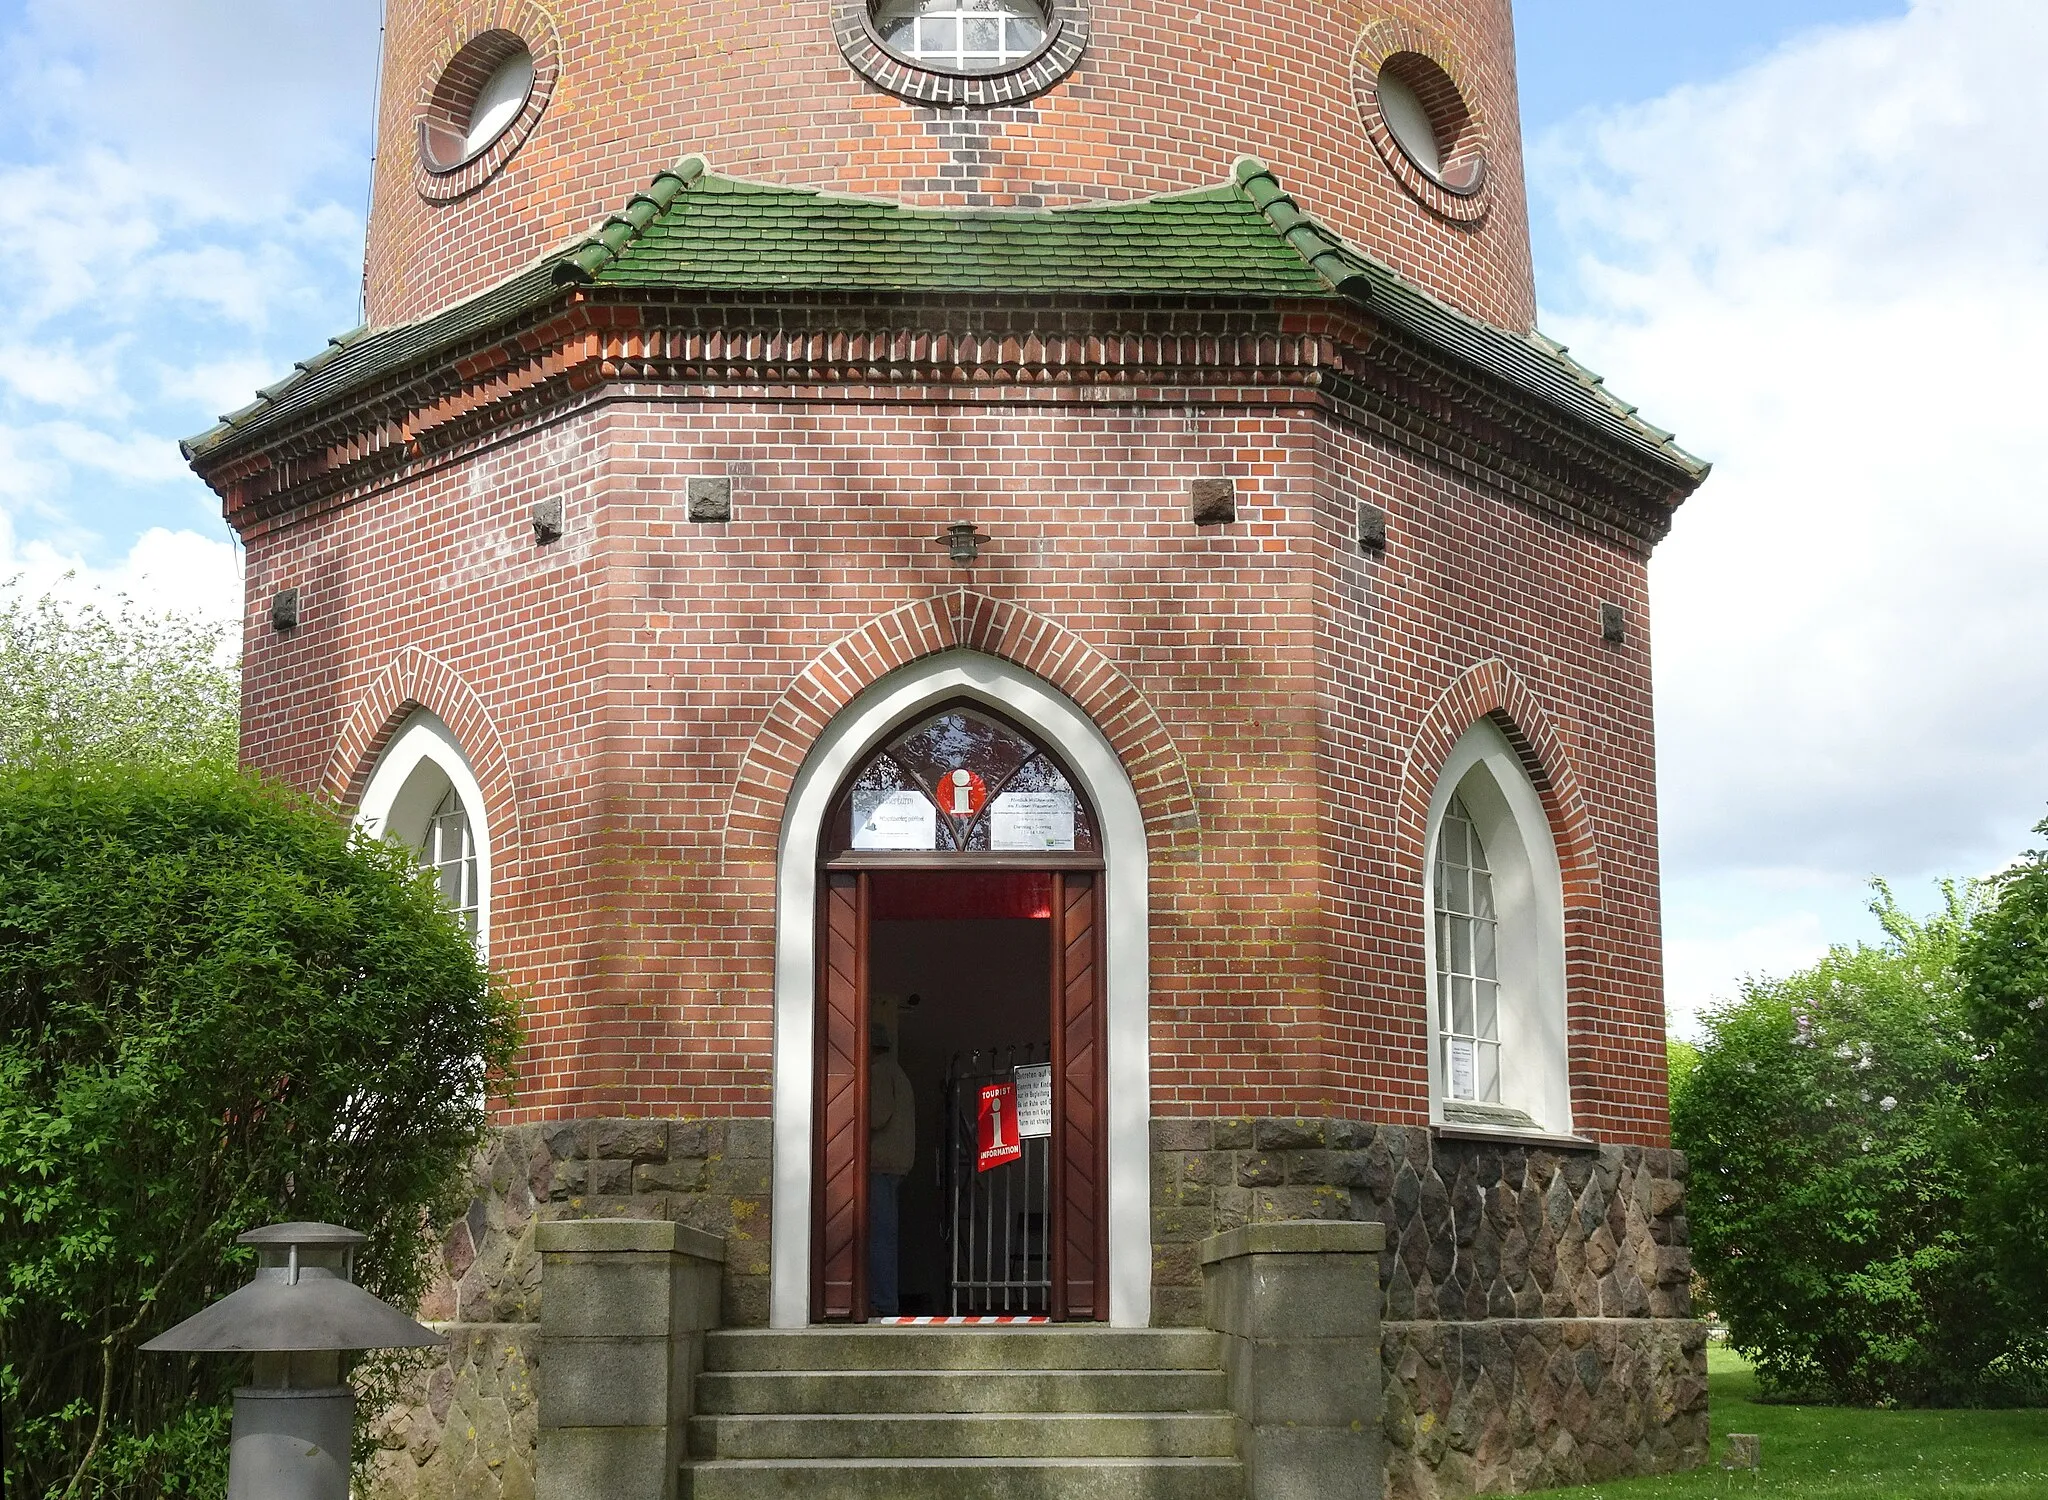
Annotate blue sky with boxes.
[3,0,2041,1032]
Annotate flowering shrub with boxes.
[1673,882,2040,1405]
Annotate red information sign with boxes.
[941,767,987,819]
[977,1081,1023,1172]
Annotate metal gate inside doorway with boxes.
[940,1047,1051,1315]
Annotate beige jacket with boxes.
[869,1055,917,1177]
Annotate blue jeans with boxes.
[868,1172,903,1317]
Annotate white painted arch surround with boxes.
[770,649,1152,1328]
[355,708,494,958]
[1422,719,1570,1135]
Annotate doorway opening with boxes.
[872,873,1052,1317]
[812,703,1107,1324]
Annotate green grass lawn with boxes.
[1539,1347,2048,1498]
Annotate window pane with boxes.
[1452,976,1473,1036]
[964,17,998,48]
[1475,979,1498,1039]
[1006,18,1041,48]
[1441,817,1467,867]
[921,17,957,50]
[1478,1042,1500,1101]
[1471,869,1494,919]
[1443,865,1469,915]
[1448,917,1471,975]
[1473,919,1496,979]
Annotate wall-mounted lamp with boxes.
[938,523,990,566]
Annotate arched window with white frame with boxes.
[1423,718,1569,1135]
[356,709,493,956]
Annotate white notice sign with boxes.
[1448,1039,1476,1101]
[990,790,1076,851]
[852,789,937,850]
[1014,1063,1052,1139]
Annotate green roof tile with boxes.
[184,156,1705,483]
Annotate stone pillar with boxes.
[535,1220,723,1500]
[1200,1219,1387,1500]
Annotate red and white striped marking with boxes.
[872,1315,1049,1325]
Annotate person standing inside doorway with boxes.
[868,1021,915,1317]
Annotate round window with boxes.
[1355,47,1491,220]
[872,0,1049,75]
[418,30,545,179]
[834,0,1085,105]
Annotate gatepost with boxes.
[536,1220,724,1500]
[1200,1219,1387,1500]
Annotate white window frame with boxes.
[1422,719,1569,1134]
[356,708,493,958]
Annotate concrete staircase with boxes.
[680,1326,1244,1499]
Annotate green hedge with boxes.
[0,763,519,1498]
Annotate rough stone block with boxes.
[590,1120,668,1163]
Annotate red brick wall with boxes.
[364,0,1535,331]
[233,357,1671,1147]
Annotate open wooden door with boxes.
[812,871,869,1321]
[1049,871,1108,1320]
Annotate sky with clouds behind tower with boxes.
[1,0,2042,1034]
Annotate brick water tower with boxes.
[186,0,1710,1493]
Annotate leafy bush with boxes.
[1958,821,2048,1355]
[1673,881,2038,1406]
[0,762,519,1499]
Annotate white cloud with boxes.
[0,510,241,627]
[1534,0,2048,1009]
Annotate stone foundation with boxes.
[1150,1117,1708,1495]
[367,1114,1704,1500]
[367,1118,770,1500]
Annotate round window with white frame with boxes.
[834,0,1087,106]
[357,709,493,955]
[1423,719,1568,1136]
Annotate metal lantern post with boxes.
[143,1222,444,1500]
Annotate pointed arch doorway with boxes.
[768,650,1153,1329]
[814,705,1106,1322]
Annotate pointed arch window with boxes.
[1424,721,1570,1135]
[356,710,493,954]
[825,704,1099,858]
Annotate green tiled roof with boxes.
[184,157,1704,483]
[573,158,1337,297]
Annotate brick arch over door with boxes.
[324,644,521,856]
[722,590,1200,870]
[1397,658,1601,910]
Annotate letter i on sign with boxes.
[977,1081,1023,1171]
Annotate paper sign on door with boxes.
[1013,1063,1052,1139]
[977,1082,1024,1171]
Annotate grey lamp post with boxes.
[142,1222,444,1500]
